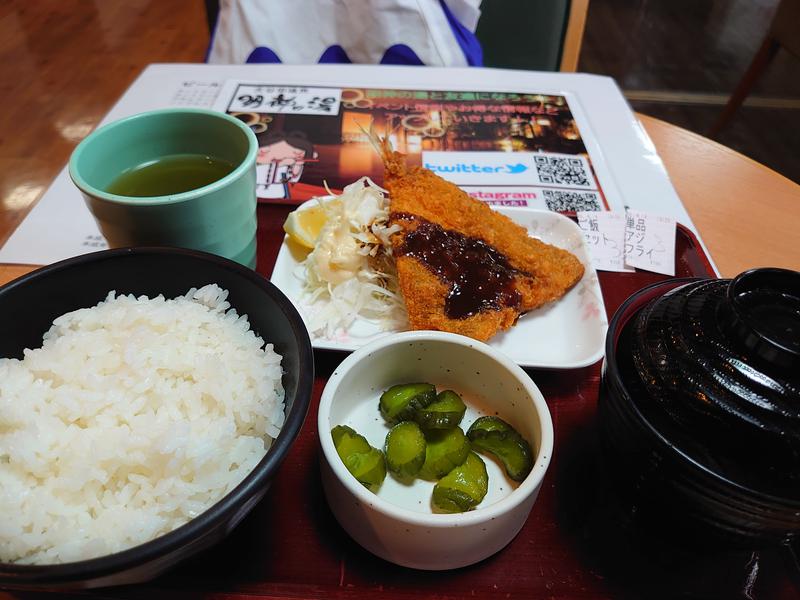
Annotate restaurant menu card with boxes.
[213,82,608,212]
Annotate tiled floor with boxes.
[579,0,800,183]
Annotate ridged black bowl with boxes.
[600,269,800,545]
[0,247,314,589]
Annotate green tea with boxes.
[106,154,236,197]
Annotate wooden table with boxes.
[637,114,800,277]
[1,115,797,287]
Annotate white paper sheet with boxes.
[624,209,677,276]
[576,211,633,273]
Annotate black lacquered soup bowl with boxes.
[599,269,800,546]
[0,247,314,588]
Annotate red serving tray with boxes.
[14,207,798,599]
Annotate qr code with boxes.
[534,155,591,187]
[543,190,602,212]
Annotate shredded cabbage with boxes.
[298,177,407,338]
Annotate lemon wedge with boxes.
[283,204,331,249]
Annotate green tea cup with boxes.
[69,108,258,268]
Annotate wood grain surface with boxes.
[638,114,800,278]
[0,0,208,261]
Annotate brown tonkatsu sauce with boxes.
[391,213,529,319]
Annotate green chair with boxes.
[476,0,589,71]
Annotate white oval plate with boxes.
[270,205,607,369]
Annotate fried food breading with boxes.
[380,141,585,342]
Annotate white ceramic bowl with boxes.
[318,331,554,570]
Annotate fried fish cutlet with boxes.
[380,143,585,342]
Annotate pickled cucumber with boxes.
[384,421,427,479]
[467,416,533,482]
[331,425,387,492]
[419,426,471,480]
[413,389,467,430]
[379,382,436,424]
[332,424,371,455]
[432,451,489,513]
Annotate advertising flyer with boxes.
[0,65,703,268]
[214,82,609,212]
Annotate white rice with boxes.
[0,284,285,565]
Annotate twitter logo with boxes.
[422,156,532,178]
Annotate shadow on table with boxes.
[554,415,800,600]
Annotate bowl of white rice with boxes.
[0,247,313,588]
